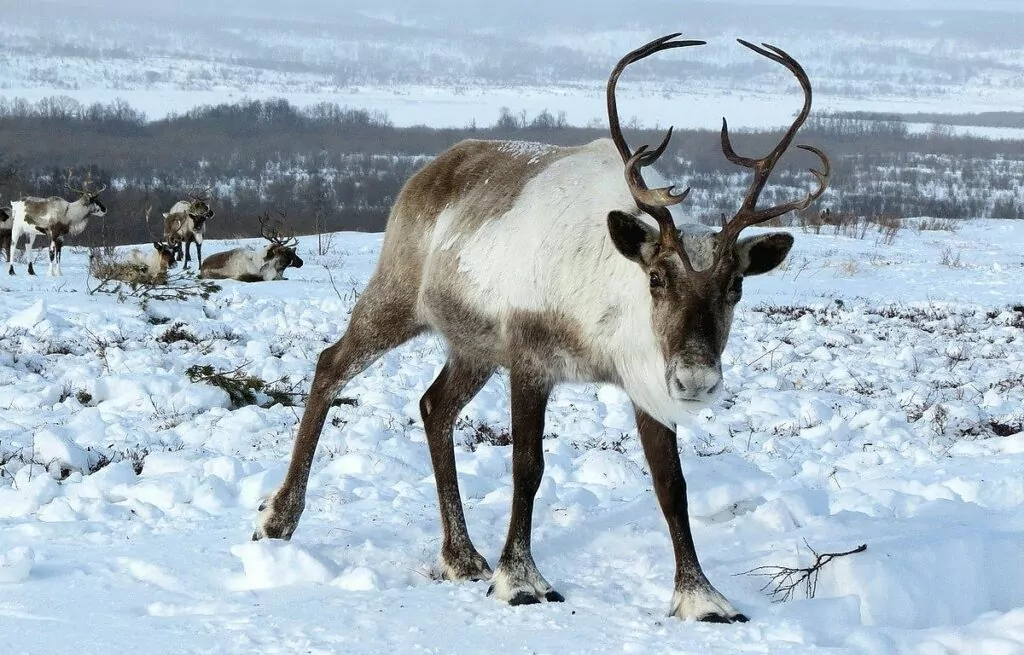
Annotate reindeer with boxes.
[253,35,830,623]
[7,171,107,276]
[126,207,178,281]
[199,213,304,282]
[163,190,214,268]
[0,203,11,263]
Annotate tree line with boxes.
[0,96,1021,249]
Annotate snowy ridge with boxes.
[0,222,1023,653]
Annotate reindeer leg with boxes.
[254,281,423,541]
[183,239,192,269]
[49,238,63,276]
[634,408,747,623]
[421,354,495,582]
[487,371,562,605]
[194,238,203,267]
[25,233,36,276]
[7,227,17,275]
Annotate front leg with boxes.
[635,408,748,623]
[488,372,563,605]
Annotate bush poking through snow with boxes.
[185,363,300,409]
[157,322,200,345]
[456,417,511,451]
[740,541,868,603]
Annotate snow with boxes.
[1,220,1023,653]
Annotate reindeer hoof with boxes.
[698,612,748,624]
[435,547,492,582]
[670,587,746,623]
[253,492,303,541]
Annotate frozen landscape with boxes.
[1,219,1023,654]
[1,0,1023,653]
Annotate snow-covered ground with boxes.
[1,219,1023,654]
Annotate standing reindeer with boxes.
[199,213,304,282]
[253,35,829,623]
[163,191,214,268]
[0,203,11,263]
[7,171,107,276]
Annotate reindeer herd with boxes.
[0,173,304,284]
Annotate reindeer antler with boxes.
[65,169,106,196]
[716,40,830,256]
[258,211,298,248]
[606,33,705,272]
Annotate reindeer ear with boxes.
[736,232,794,276]
[153,241,161,249]
[608,211,658,265]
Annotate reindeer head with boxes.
[186,189,214,229]
[65,170,107,217]
[152,241,177,269]
[259,212,304,275]
[605,35,829,404]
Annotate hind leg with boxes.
[421,354,495,582]
[48,238,63,276]
[487,370,563,605]
[24,232,37,276]
[254,280,424,541]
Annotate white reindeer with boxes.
[7,171,107,276]
[163,191,214,268]
[253,35,829,623]
[199,213,303,282]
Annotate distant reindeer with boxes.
[253,35,829,623]
[126,207,178,281]
[199,213,304,282]
[7,171,107,276]
[0,202,11,263]
[163,190,214,268]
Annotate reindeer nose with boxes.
[668,357,722,401]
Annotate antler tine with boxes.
[606,34,704,273]
[626,143,691,209]
[64,168,85,195]
[274,209,298,247]
[258,212,276,242]
[719,39,828,247]
[607,34,705,163]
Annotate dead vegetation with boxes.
[87,247,221,302]
[740,541,868,602]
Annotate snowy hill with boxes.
[2,1,1023,127]
[1,219,1022,653]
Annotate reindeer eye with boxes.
[649,271,664,289]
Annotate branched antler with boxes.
[258,210,298,248]
[738,540,867,603]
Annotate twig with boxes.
[738,540,867,602]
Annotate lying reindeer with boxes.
[163,190,214,268]
[199,213,303,282]
[8,171,107,276]
[125,208,178,281]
